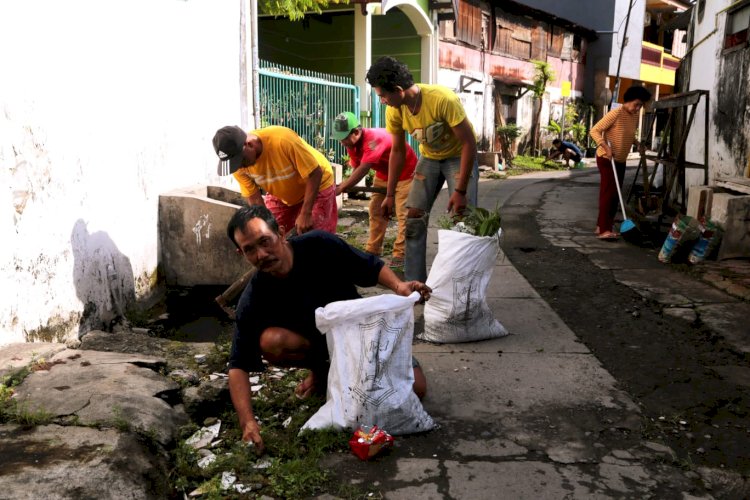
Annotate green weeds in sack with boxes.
[438,204,502,237]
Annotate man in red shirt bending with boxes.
[332,112,417,267]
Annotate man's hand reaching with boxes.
[241,418,265,455]
[395,281,432,304]
[380,196,396,219]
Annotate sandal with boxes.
[597,231,619,241]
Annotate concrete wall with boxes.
[0,0,244,345]
[437,42,586,152]
[684,0,750,185]
[437,68,492,149]
[158,186,251,287]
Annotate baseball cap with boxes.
[331,112,360,141]
[213,125,247,176]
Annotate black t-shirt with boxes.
[228,230,384,372]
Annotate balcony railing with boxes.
[640,41,680,86]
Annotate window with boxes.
[724,3,750,50]
[440,19,457,41]
[548,26,564,58]
[493,9,534,60]
[457,0,482,48]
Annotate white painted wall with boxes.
[437,68,490,147]
[1,0,244,344]
[683,1,719,188]
[609,0,646,81]
[685,0,749,186]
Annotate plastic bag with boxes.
[419,229,508,343]
[301,292,435,435]
[348,425,394,460]
[688,218,722,264]
[658,214,701,263]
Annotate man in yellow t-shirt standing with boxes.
[213,125,337,235]
[366,56,479,282]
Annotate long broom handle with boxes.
[604,139,629,221]
[611,156,629,221]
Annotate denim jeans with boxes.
[404,156,478,282]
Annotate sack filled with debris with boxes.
[301,292,435,435]
[419,227,508,343]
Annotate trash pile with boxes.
[172,366,352,499]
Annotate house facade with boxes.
[434,0,595,154]
[515,0,689,115]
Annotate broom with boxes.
[610,155,638,236]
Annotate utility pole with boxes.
[610,0,636,109]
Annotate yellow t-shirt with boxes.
[232,126,334,206]
[385,83,472,160]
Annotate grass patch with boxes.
[1,367,54,426]
[337,224,368,251]
[506,155,567,175]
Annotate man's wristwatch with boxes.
[454,188,467,195]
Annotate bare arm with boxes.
[377,265,432,304]
[244,191,265,207]
[381,133,407,218]
[296,166,324,234]
[336,163,375,195]
[228,368,264,453]
[590,111,617,159]
[447,118,477,215]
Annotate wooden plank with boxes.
[643,156,707,170]
[347,185,387,194]
[716,176,750,195]
[651,90,705,110]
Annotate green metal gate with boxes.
[258,60,359,164]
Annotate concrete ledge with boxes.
[717,194,750,260]
[158,185,251,286]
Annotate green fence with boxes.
[258,60,359,165]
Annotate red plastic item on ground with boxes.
[348,425,394,460]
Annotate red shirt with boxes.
[346,128,417,181]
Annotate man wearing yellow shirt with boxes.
[213,125,337,234]
[366,56,479,282]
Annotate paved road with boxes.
[329,164,750,498]
[3,165,747,498]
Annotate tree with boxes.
[529,60,555,156]
[260,0,345,20]
[496,124,523,169]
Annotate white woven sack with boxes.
[419,228,508,343]
[301,292,435,435]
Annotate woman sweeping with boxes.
[590,86,652,240]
